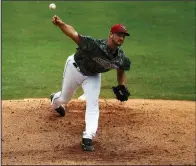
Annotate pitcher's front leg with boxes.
[81,73,101,151]
[50,57,82,116]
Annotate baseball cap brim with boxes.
[115,32,130,36]
[123,32,130,36]
[110,24,130,37]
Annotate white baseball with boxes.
[49,3,56,10]
[78,94,86,101]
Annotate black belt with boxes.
[73,62,78,68]
[73,62,81,72]
[73,62,86,76]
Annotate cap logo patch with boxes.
[120,25,126,30]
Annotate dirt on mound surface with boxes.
[2,99,196,165]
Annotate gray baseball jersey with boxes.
[74,35,131,76]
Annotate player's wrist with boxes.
[57,21,65,27]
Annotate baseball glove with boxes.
[112,85,131,102]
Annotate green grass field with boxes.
[2,1,195,100]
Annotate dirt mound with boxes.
[2,99,196,165]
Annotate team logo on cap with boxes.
[120,25,126,30]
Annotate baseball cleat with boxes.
[50,93,65,117]
[50,93,55,103]
[54,106,65,117]
[81,138,94,152]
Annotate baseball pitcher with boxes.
[50,15,131,151]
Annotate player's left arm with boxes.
[113,69,130,101]
[117,53,131,85]
[112,54,131,101]
[117,69,127,85]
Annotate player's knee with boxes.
[87,98,99,106]
[86,104,99,113]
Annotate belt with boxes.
[73,62,78,68]
[73,62,81,72]
[73,62,86,76]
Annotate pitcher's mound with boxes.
[2,99,195,165]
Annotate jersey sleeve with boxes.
[119,52,131,71]
[77,34,96,51]
[122,56,131,70]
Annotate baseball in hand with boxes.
[49,3,56,10]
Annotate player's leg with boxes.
[81,73,101,151]
[51,55,85,115]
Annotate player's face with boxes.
[111,32,126,46]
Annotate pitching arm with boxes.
[52,15,80,45]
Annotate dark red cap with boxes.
[110,24,130,36]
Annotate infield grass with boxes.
[2,1,195,100]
